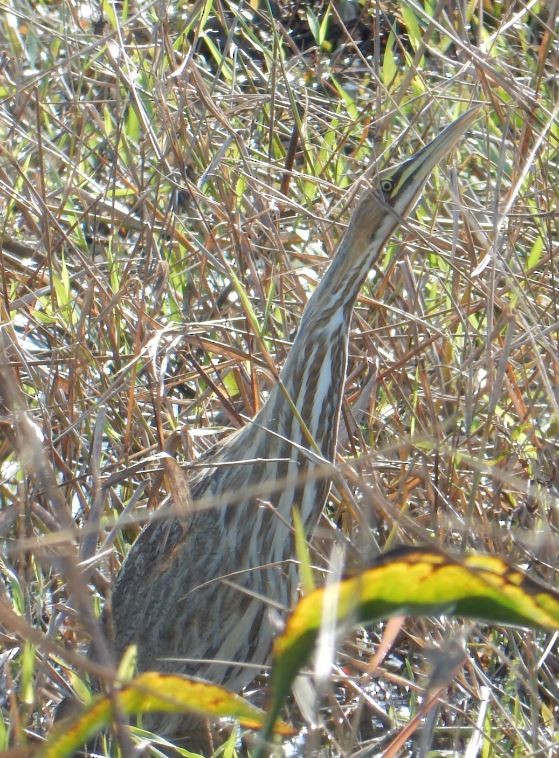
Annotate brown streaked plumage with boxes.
[111,107,480,747]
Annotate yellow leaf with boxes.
[257,546,559,751]
[42,672,293,758]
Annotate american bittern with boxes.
[111,107,480,745]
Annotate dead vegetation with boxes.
[0,0,558,754]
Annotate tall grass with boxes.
[0,0,557,754]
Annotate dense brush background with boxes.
[0,0,558,755]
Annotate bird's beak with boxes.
[380,105,482,214]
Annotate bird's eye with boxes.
[380,179,393,193]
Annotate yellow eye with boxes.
[380,178,393,193]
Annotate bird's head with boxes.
[375,105,480,222]
[337,106,481,278]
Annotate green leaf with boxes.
[125,104,140,143]
[258,546,559,749]
[117,643,138,681]
[306,5,332,49]
[222,369,240,398]
[235,173,247,200]
[42,672,293,758]
[101,0,118,31]
[3,562,25,615]
[527,234,543,270]
[228,267,265,339]
[318,7,331,48]
[331,77,357,120]
[0,715,8,750]
[382,31,397,88]
[21,643,36,705]
[199,0,214,32]
[401,3,423,53]
[306,8,320,44]
[68,671,93,707]
[293,506,315,595]
[201,34,232,82]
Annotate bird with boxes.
[109,106,480,748]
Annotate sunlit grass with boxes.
[0,0,557,754]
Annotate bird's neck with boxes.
[252,203,386,459]
[254,268,362,461]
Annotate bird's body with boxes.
[110,108,480,745]
[112,286,346,737]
